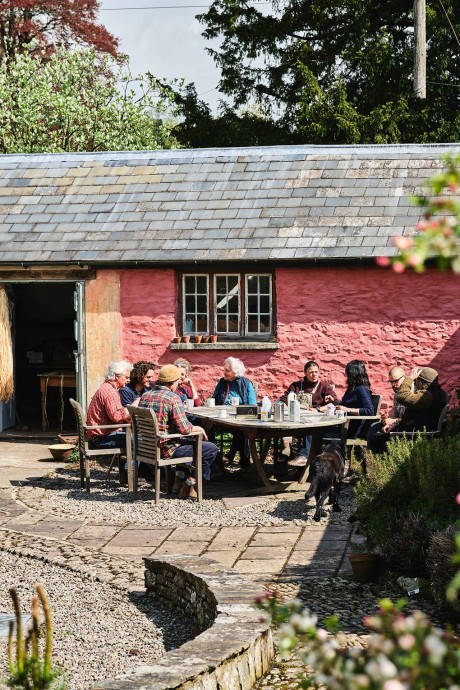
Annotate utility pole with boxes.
[413,0,426,98]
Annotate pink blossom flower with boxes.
[392,261,406,273]
[392,236,414,250]
[376,256,391,267]
[407,253,422,267]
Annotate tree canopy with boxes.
[0,0,118,66]
[0,49,178,153]
[186,0,460,145]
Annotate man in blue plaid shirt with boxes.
[139,364,218,499]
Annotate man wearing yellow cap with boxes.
[139,364,218,499]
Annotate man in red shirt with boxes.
[86,360,133,451]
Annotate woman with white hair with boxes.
[212,357,257,468]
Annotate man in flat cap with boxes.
[139,364,218,499]
[368,365,448,454]
[396,366,448,432]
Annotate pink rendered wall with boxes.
[119,267,460,410]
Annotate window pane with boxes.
[196,276,207,293]
[184,315,195,333]
[259,296,269,313]
[247,275,258,293]
[216,276,227,296]
[228,315,239,332]
[260,314,271,332]
[185,295,195,312]
[247,295,258,314]
[259,276,270,293]
[228,275,238,291]
[184,275,195,293]
[197,315,207,332]
[216,316,227,332]
[197,295,207,312]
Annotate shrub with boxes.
[377,511,431,577]
[256,592,460,690]
[354,435,460,528]
[427,526,459,616]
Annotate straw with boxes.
[0,287,14,402]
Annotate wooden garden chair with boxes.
[127,404,203,503]
[69,398,130,493]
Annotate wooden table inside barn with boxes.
[38,370,76,432]
[188,406,347,489]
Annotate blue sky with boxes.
[99,0,222,110]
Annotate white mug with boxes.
[218,409,227,419]
[187,398,195,411]
[207,397,215,407]
[230,396,239,407]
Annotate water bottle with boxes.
[261,396,271,421]
[289,393,301,422]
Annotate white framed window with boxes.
[182,274,209,334]
[180,271,274,338]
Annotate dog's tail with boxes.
[305,474,319,500]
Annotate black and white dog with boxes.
[304,440,346,521]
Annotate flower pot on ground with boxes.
[348,553,381,583]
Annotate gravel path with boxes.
[0,551,195,690]
[17,464,355,528]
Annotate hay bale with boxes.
[0,288,13,402]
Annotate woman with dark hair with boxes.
[321,359,374,438]
[119,360,156,407]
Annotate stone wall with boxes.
[94,555,274,690]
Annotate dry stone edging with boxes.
[94,555,274,690]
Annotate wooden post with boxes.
[413,0,426,98]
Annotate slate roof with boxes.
[0,144,459,265]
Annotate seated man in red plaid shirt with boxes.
[139,364,218,500]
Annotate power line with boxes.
[436,0,460,49]
[427,81,460,88]
[100,2,270,8]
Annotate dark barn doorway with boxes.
[10,283,77,433]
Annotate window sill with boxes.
[169,340,279,351]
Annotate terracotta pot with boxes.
[194,335,203,343]
[348,553,380,583]
[203,335,210,343]
[209,335,218,343]
[48,444,75,462]
[182,335,190,343]
[173,336,181,343]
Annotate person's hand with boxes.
[193,424,208,440]
[410,366,422,380]
[336,405,348,412]
[324,394,334,403]
[384,417,398,428]
[382,423,392,433]
[131,397,140,407]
